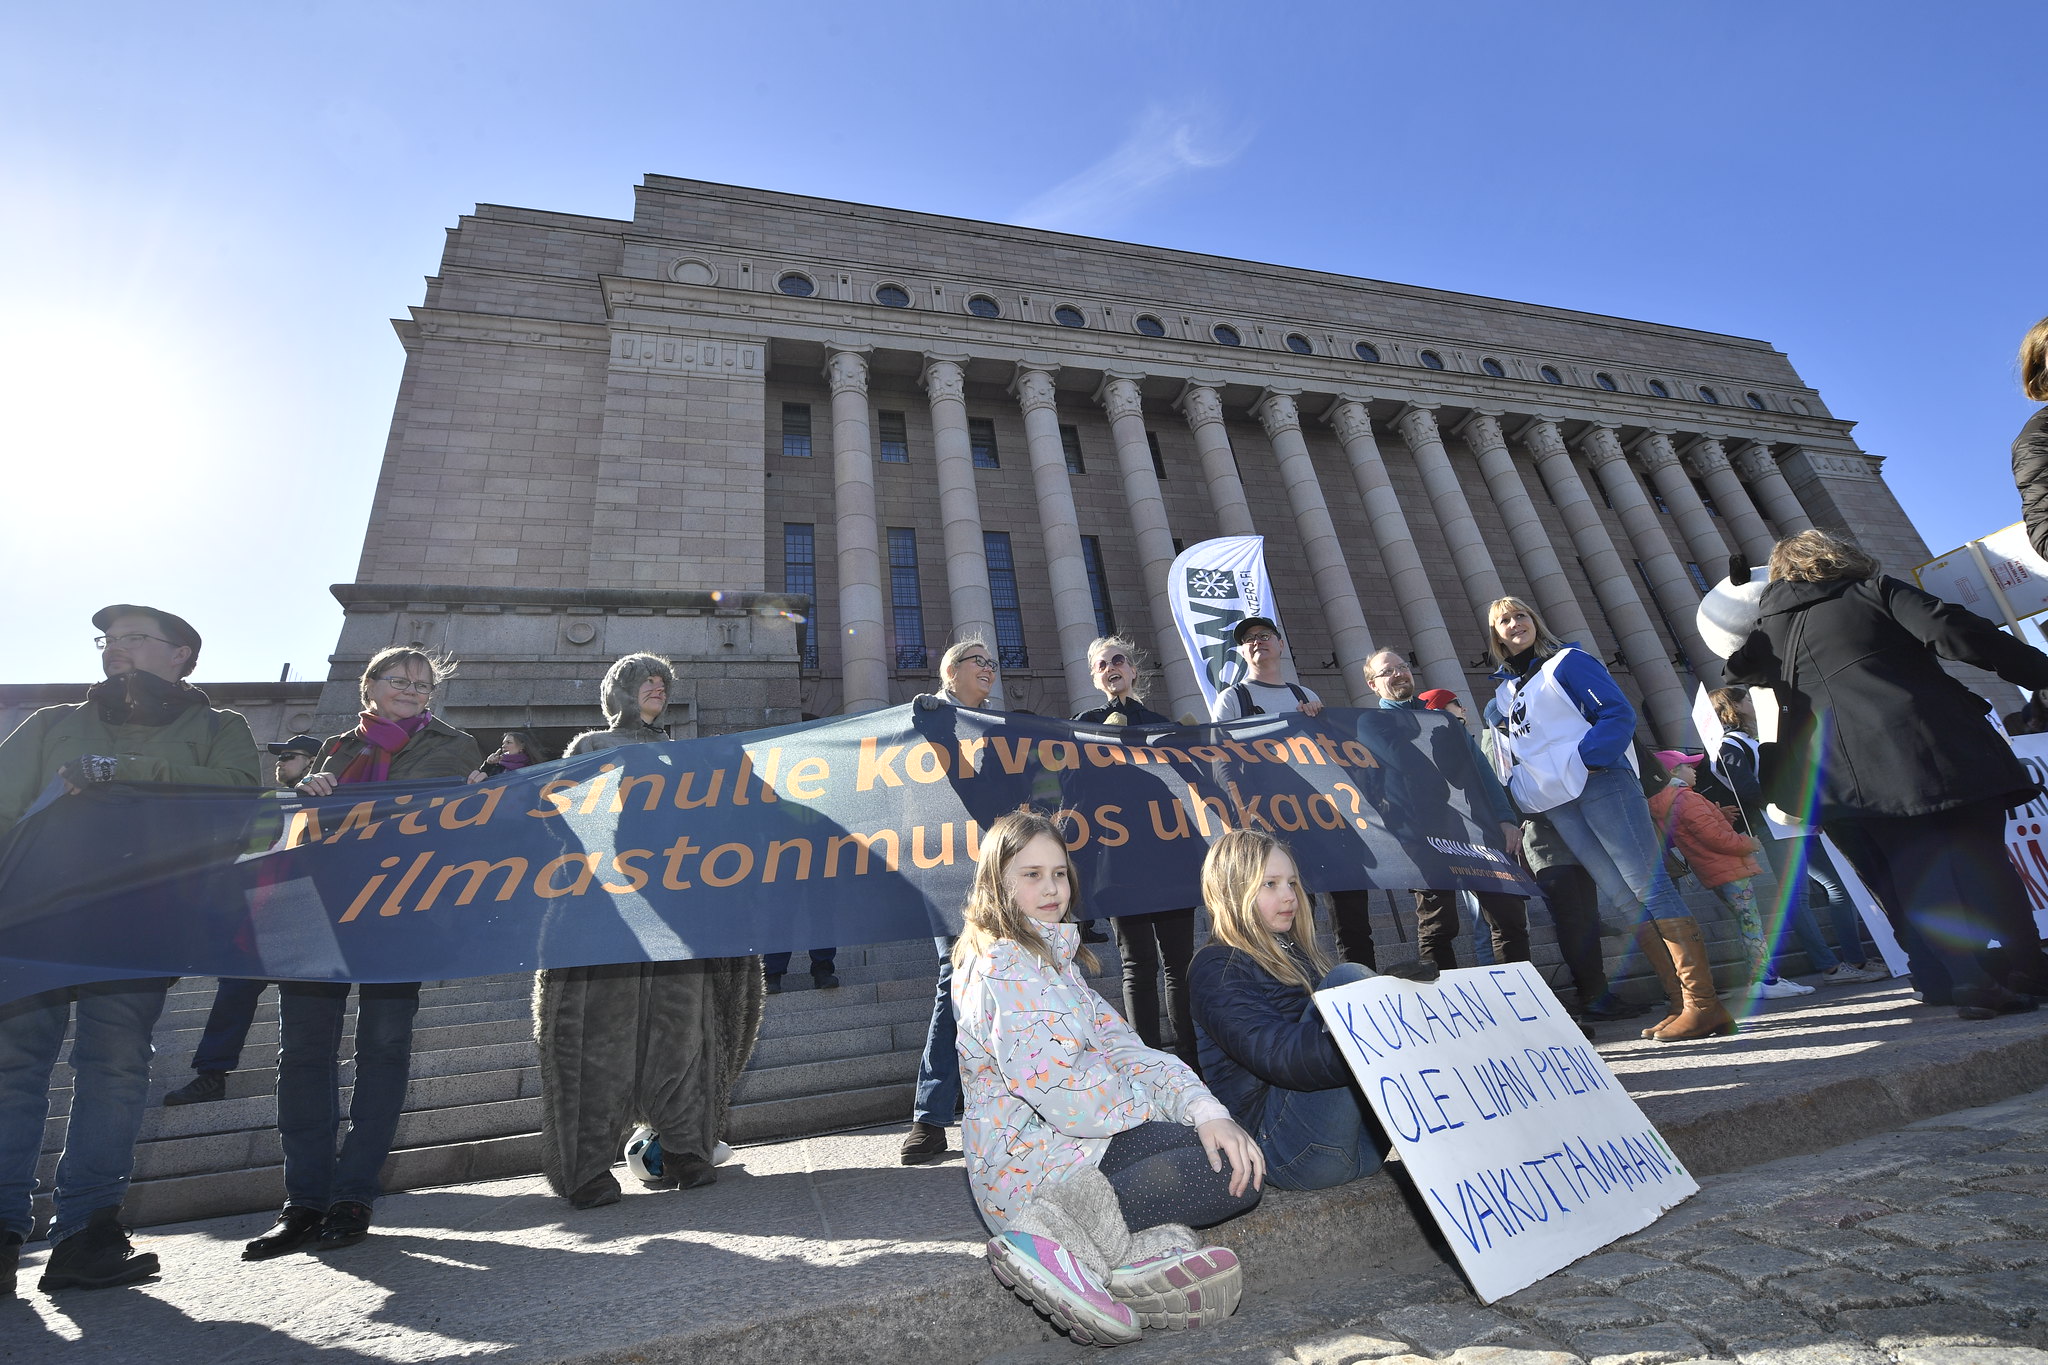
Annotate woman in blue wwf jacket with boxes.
[1483,595,1732,1043]
[1188,829,1391,1192]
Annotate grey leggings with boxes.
[1098,1121,1262,1230]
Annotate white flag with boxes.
[1169,535,1282,712]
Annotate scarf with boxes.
[338,710,434,785]
[493,751,532,772]
[87,670,204,728]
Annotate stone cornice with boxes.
[331,584,811,615]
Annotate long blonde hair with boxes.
[2020,316,2048,403]
[1483,595,1565,667]
[1085,633,1152,702]
[951,810,1097,975]
[1768,529,1878,584]
[1200,829,1329,993]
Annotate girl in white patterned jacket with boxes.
[953,810,1264,1346]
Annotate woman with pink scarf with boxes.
[242,647,480,1262]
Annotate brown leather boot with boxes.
[1652,917,1737,1042]
[1634,922,1683,1039]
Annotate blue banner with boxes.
[0,703,1531,1004]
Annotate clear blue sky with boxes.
[4,2,2044,686]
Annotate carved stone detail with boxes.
[1099,376,1145,423]
[1681,435,1731,475]
[1457,411,1507,454]
[1013,367,1059,415]
[1731,442,1780,482]
[610,332,763,374]
[1577,423,1628,467]
[1518,418,1568,460]
[1392,404,1442,447]
[1326,398,1374,446]
[824,349,869,396]
[1255,391,1301,437]
[1631,430,1681,472]
[921,358,966,405]
[1179,383,1224,429]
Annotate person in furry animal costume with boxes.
[533,653,765,1208]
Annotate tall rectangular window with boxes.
[783,524,819,668]
[969,417,1000,469]
[1692,478,1719,517]
[887,528,927,670]
[877,410,909,464]
[1146,431,1166,478]
[1082,535,1116,636]
[1059,424,1086,475]
[781,403,813,458]
[983,531,1029,667]
[1685,561,1710,593]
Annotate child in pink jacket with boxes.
[954,810,1262,1346]
[1648,757,1778,998]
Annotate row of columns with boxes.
[823,345,1817,742]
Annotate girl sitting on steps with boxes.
[954,810,1263,1347]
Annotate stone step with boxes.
[726,1081,914,1145]
[731,1046,920,1107]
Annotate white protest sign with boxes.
[1168,535,1282,712]
[1915,522,2048,626]
[2003,733,2048,942]
[1315,964,1696,1303]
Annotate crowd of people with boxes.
[1,319,2046,1339]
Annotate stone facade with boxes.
[332,176,1938,741]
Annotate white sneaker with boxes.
[1820,963,1888,985]
[1108,1246,1241,1330]
[1755,977,1816,998]
[712,1140,733,1166]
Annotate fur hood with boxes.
[599,653,676,728]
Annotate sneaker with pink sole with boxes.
[986,1232,1141,1346]
[1107,1246,1242,1329]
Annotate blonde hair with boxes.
[1768,529,1878,585]
[1709,686,1752,736]
[1085,633,1152,702]
[1200,830,1329,993]
[359,646,454,709]
[951,810,1097,975]
[1483,595,1565,667]
[2021,316,2048,403]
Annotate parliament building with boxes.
[312,177,1928,747]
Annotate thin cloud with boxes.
[1014,105,1253,232]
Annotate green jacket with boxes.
[0,688,261,835]
[311,715,481,783]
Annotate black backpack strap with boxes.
[1287,683,1308,705]
[1231,684,1259,716]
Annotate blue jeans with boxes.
[192,977,270,1074]
[913,936,960,1126]
[1256,964,1386,1191]
[277,981,420,1209]
[0,979,171,1243]
[1544,768,1694,924]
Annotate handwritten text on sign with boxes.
[1315,964,1697,1303]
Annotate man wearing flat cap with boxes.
[0,605,258,1297]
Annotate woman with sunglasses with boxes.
[244,647,480,1261]
[1072,636,1200,1068]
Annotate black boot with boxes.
[38,1208,159,1292]
[164,1071,228,1106]
[1,1230,19,1298]
[243,1206,324,1261]
[313,1200,373,1251]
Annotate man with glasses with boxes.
[0,605,258,1296]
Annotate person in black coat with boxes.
[1724,530,2048,1019]
[1072,635,1199,1065]
[2010,317,2048,561]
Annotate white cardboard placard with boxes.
[1315,964,1697,1303]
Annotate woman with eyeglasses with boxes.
[1072,636,1200,1069]
[243,647,480,1262]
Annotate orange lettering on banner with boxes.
[911,824,955,868]
[1341,741,1379,769]
[673,769,726,809]
[1149,800,1191,841]
[284,807,324,847]
[905,741,951,783]
[825,830,899,876]
[1038,740,1079,771]
[324,801,382,843]
[763,838,814,882]
[602,850,652,894]
[1271,794,1309,831]
[1308,794,1346,829]
[392,795,432,836]
[732,753,756,807]
[752,748,783,802]
[536,852,601,898]
[377,851,436,915]
[529,781,577,818]
[440,786,504,829]
[786,758,829,800]
[857,738,904,790]
[1289,735,1326,766]
[1084,744,1125,768]
[1254,739,1292,763]
[338,856,402,923]
[1095,805,1129,846]
[701,843,755,887]
[615,775,666,812]
[989,737,1033,774]
[417,857,529,909]
[580,765,621,814]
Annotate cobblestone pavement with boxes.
[985,1085,2048,1364]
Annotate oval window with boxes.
[1648,379,1670,398]
[1212,324,1242,346]
[1540,366,1563,385]
[1354,341,1381,363]
[777,273,816,297]
[1284,333,1313,355]
[1746,391,1767,410]
[967,295,1002,318]
[1134,315,1167,337]
[1481,357,1505,377]
[875,284,910,308]
[1053,305,1086,328]
[1419,350,1445,370]
[1595,372,1618,391]
[1700,386,1721,404]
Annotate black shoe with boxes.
[37,1208,158,1292]
[1384,959,1441,983]
[1954,984,2039,1021]
[765,974,784,995]
[2,1230,19,1299]
[811,971,840,990]
[667,1154,718,1190]
[313,1200,373,1251]
[164,1072,228,1106]
[900,1120,948,1165]
[1581,994,1650,1022]
[242,1206,324,1261]
[568,1171,622,1209]
[1080,922,1110,944]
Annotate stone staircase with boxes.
[31,883,1795,1232]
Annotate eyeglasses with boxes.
[373,675,434,694]
[1092,653,1131,671]
[1240,633,1279,646]
[94,633,176,651]
[956,655,995,671]
[1368,666,1407,679]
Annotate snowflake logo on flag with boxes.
[1186,567,1233,599]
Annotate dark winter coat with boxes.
[1724,574,2048,820]
[1189,941,1352,1131]
[312,714,481,783]
[564,653,677,756]
[2013,408,2048,562]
